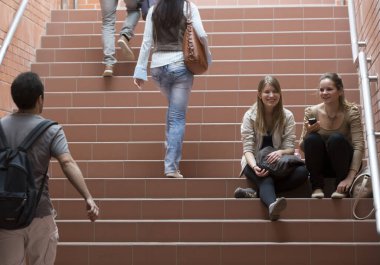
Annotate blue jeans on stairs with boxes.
[151,61,194,175]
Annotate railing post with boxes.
[358,51,380,234]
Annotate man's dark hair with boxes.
[11,72,44,110]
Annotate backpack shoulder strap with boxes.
[18,119,58,151]
[0,121,10,148]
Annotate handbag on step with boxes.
[349,166,374,220]
[182,1,208,75]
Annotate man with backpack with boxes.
[0,72,99,265]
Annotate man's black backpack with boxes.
[0,119,57,230]
[140,0,157,21]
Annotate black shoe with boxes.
[234,187,257,198]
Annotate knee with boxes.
[305,133,323,145]
[304,133,324,148]
[295,165,309,177]
[326,133,346,148]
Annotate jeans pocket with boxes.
[151,67,161,82]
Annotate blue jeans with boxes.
[151,61,194,174]
[100,0,143,65]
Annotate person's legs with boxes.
[164,62,193,175]
[118,0,143,60]
[0,227,26,265]
[304,133,328,190]
[243,165,287,221]
[151,62,193,176]
[243,165,276,207]
[100,0,118,69]
[122,0,143,40]
[325,132,354,188]
[26,215,59,265]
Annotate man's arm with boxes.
[56,152,99,222]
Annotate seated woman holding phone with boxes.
[299,72,365,199]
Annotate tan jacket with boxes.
[240,105,296,174]
[299,103,364,173]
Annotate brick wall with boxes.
[353,0,380,156]
[0,0,60,116]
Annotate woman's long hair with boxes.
[319,72,352,109]
[255,75,285,134]
[152,0,185,32]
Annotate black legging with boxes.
[303,132,353,190]
[243,164,309,207]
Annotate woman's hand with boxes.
[134,78,144,90]
[305,120,320,134]
[337,177,354,194]
[266,150,283,164]
[253,165,269,177]
[337,170,356,193]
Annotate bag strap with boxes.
[22,119,57,212]
[185,0,192,21]
[18,119,58,152]
[352,176,375,220]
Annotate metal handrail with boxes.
[348,0,359,61]
[0,0,29,65]
[348,0,380,233]
[358,52,380,233]
[61,0,77,9]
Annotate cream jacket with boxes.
[240,105,296,175]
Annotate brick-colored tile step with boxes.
[54,123,241,141]
[54,242,380,265]
[44,104,358,126]
[44,123,328,144]
[44,88,360,109]
[40,74,359,92]
[45,18,348,35]
[52,198,375,221]
[51,6,347,23]
[31,59,356,77]
[40,31,350,49]
[56,219,380,243]
[36,44,352,62]
[60,141,242,160]
[49,159,242,178]
[50,178,249,198]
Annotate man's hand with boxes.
[86,198,99,222]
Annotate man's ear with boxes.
[37,95,44,113]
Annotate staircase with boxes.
[32,4,380,265]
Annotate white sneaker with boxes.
[311,188,325,199]
[102,65,113,77]
[268,197,287,221]
[117,35,135,61]
[331,191,347,199]
[165,171,184,178]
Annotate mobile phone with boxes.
[308,117,317,125]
